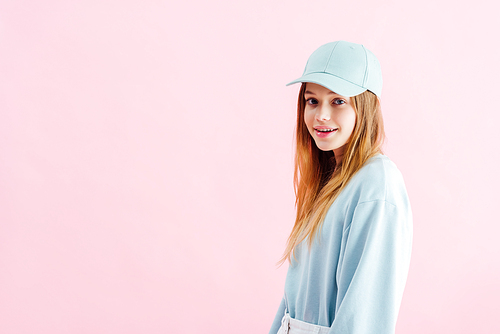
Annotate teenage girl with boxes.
[269,41,412,334]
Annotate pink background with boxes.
[1,1,499,333]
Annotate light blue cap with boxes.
[286,41,383,97]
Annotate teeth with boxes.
[316,128,335,132]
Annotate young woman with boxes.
[269,41,412,334]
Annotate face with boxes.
[303,83,357,154]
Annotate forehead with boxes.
[304,83,342,96]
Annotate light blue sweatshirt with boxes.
[269,154,412,334]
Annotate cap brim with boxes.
[286,72,367,97]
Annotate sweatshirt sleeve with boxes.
[330,200,412,334]
[268,296,286,334]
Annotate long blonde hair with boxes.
[279,83,385,264]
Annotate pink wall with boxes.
[1,1,499,333]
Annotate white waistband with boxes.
[279,313,330,334]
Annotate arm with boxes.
[330,200,412,334]
[269,296,286,334]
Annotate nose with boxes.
[316,105,331,121]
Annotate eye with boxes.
[305,98,318,105]
[332,98,346,105]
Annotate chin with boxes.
[315,144,335,152]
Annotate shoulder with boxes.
[342,154,409,207]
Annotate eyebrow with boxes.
[304,90,339,96]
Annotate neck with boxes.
[333,144,347,167]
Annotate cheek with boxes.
[339,109,357,133]
[303,110,314,132]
